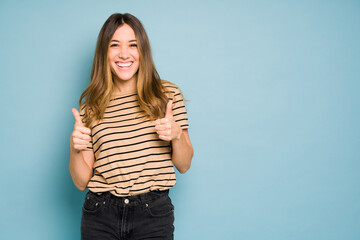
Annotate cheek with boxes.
[134,54,140,70]
[107,53,117,72]
[132,49,140,61]
[107,49,118,61]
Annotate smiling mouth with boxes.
[116,61,133,69]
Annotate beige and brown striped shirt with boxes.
[80,80,189,197]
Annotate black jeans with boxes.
[81,190,175,240]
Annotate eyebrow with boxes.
[110,39,137,43]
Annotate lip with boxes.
[115,61,133,70]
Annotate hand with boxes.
[155,100,182,142]
[70,108,91,152]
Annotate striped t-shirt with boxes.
[80,80,189,197]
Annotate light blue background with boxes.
[1,0,359,239]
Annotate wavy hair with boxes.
[79,13,168,128]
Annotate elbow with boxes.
[77,185,87,191]
[178,166,190,174]
[178,161,192,174]
[74,178,89,191]
[179,149,194,174]
[175,146,194,174]
[69,166,88,191]
[73,180,88,191]
[73,179,88,191]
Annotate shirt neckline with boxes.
[111,89,137,99]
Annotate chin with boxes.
[110,66,138,82]
[117,74,135,81]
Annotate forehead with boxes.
[111,24,136,41]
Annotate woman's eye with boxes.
[110,44,118,47]
[130,44,137,47]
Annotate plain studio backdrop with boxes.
[0,0,359,239]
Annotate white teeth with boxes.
[116,62,132,67]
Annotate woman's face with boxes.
[108,24,140,83]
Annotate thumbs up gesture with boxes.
[155,100,182,141]
[70,108,91,152]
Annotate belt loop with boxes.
[139,192,145,203]
[104,192,111,205]
[139,191,149,204]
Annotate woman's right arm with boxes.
[69,108,95,191]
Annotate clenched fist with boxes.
[155,100,182,142]
[70,108,91,152]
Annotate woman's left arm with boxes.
[155,100,194,173]
[170,129,193,173]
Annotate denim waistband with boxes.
[87,189,169,207]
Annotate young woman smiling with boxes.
[69,13,193,239]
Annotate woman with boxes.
[69,13,193,239]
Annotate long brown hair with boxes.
[80,13,168,128]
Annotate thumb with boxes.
[71,108,84,126]
[165,100,173,119]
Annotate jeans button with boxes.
[124,199,129,204]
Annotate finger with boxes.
[158,135,171,141]
[73,144,87,151]
[75,126,91,135]
[156,130,171,136]
[165,100,173,119]
[155,124,171,132]
[80,133,90,140]
[154,119,168,127]
[155,124,168,131]
[72,132,90,141]
[73,138,90,145]
[72,108,84,126]
[160,118,169,124]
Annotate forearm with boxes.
[171,129,193,174]
[69,149,93,191]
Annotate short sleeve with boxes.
[80,105,94,151]
[164,82,189,130]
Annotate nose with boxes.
[118,45,129,59]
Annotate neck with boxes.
[113,75,137,93]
